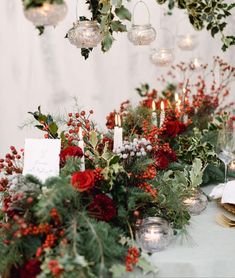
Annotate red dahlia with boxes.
[162,120,186,138]
[89,194,117,222]
[19,259,41,278]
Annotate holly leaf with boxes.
[101,34,114,52]
[211,26,219,37]
[48,122,58,136]
[90,131,98,148]
[115,5,131,21]
[110,264,127,278]
[110,21,127,32]
[137,256,158,275]
[190,158,203,187]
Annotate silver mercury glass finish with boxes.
[183,189,208,216]
[136,217,173,253]
[67,20,103,48]
[150,48,175,67]
[128,24,156,46]
[24,2,68,26]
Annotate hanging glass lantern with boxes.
[67,20,103,48]
[150,48,174,67]
[136,217,173,253]
[24,1,67,27]
[128,1,156,46]
[150,27,175,67]
[177,34,198,51]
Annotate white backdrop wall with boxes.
[0,0,235,156]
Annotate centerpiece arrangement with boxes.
[0,57,234,277]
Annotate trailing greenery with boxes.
[22,0,235,58]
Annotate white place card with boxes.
[221,180,235,204]
[23,139,61,183]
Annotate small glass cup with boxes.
[183,189,208,215]
[136,217,173,253]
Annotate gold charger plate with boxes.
[217,198,235,214]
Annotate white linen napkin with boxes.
[221,180,235,204]
[209,183,226,199]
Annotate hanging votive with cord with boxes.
[150,26,175,67]
[176,16,198,51]
[128,1,156,46]
[66,0,103,49]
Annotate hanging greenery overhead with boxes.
[22,0,235,58]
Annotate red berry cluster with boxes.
[93,168,104,182]
[135,165,156,180]
[48,260,64,277]
[137,182,157,198]
[65,111,93,144]
[50,208,61,225]
[0,146,23,177]
[125,247,140,272]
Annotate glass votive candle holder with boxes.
[67,20,103,48]
[136,217,173,253]
[24,2,67,27]
[183,189,208,215]
[177,34,198,51]
[128,24,156,46]
[150,48,175,67]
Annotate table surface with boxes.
[148,185,235,278]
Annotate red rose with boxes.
[19,259,41,278]
[89,194,117,222]
[162,120,186,138]
[71,170,95,192]
[60,146,83,166]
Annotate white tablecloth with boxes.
[148,186,235,278]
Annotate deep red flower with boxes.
[155,150,177,170]
[60,146,83,166]
[162,120,186,138]
[89,194,117,222]
[71,170,95,192]
[155,154,169,170]
[19,259,41,278]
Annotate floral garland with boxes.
[0,58,235,277]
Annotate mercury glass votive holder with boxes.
[150,48,175,67]
[136,217,173,253]
[128,24,156,46]
[24,2,67,26]
[67,20,103,48]
[183,189,208,215]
